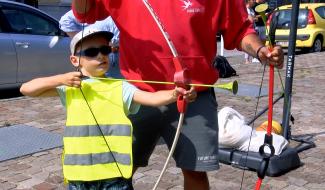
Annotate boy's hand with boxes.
[60,72,82,88]
[174,86,197,102]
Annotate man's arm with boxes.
[240,33,284,69]
[72,0,109,23]
[72,0,92,14]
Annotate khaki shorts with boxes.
[129,89,219,171]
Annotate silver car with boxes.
[0,0,73,90]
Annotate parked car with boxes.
[267,3,325,52]
[0,0,73,90]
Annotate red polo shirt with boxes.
[73,0,255,92]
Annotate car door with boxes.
[0,9,17,85]
[1,3,72,83]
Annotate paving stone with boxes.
[153,180,174,190]
[0,181,17,190]
[0,166,8,172]
[24,166,42,175]
[287,176,308,187]
[143,169,161,177]
[43,164,61,173]
[45,175,63,184]
[132,172,145,180]
[305,182,325,189]
[33,182,57,190]
[16,177,44,189]
[282,185,308,190]
[166,167,182,175]
[267,179,288,189]
[168,185,183,190]
[33,171,50,181]
[0,160,18,167]
[0,169,21,179]
[9,174,32,183]
[8,163,31,171]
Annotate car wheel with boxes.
[310,37,323,53]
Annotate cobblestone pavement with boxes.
[0,51,325,190]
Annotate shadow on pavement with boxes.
[0,88,23,99]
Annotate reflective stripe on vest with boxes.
[64,124,131,137]
[64,151,131,165]
[63,79,133,181]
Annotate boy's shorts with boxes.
[129,89,219,171]
[68,178,133,190]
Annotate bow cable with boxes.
[76,0,125,178]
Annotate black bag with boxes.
[213,55,237,78]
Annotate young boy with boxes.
[20,28,196,190]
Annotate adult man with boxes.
[72,1,284,189]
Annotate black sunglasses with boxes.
[76,45,112,57]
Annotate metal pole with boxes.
[282,0,300,139]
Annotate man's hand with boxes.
[257,45,284,69]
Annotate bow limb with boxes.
[254,63,275,190]
[152,112,185,190]
[142,1,190,189]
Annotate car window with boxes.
[2,8,58,35]
[276,9,308,29]
[315,6,325,19]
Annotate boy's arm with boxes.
[20,72,82,97]
[132,87,197,107]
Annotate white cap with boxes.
[70,28,114,55]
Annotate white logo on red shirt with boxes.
[180,0,193,10]
[180,0,205,13]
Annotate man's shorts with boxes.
[129,89,219,172]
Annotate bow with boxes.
[142,1,191,189]
[255,5,275,190]
[254,60,275,190]
[240,4,278,189]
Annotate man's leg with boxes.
[129,106,164,168]
[161,89,219,190]
[182,169,209,190]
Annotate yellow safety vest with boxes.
[63,79,133,181]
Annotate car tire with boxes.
[309,37,323,53]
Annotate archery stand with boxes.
[218,0,315,177]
